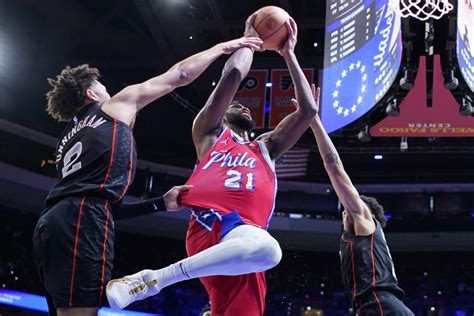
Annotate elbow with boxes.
[324,160,344,172]
[306,100,318,116]
[220,48,252,83]
[167,61,193,87]
[220,66,246,86]
[222,64,246,82]
[307,105,318,117]
[172,66,191,87]
[298,101,318,119]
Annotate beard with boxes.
[224,111,255,132]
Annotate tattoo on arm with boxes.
[324,153,339,164]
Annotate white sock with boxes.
[143,261,190,291]
[144,225,282,291]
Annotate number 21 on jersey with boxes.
[224,170,254,191]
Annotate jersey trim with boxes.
[256,141,277,229]
[256,140,275,172]
[230,129,250,144]
[98,119,117,192]
[195,127,229,167]
[370,233,385,315]
[114,132,134,203]
[341,236,357,300]
[98,200,111,305]
[191,210,213,231]
[98,105,132,130]
[69,196,86,307]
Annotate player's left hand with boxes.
[163,185,193,211]
[244,12,259,38]
[278,17,298,58]
[221,37,263,54]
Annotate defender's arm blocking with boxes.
[307,85,374,235]
[102,37,262,126]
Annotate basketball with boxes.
[253,6,290,51]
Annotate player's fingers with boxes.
[289,17,298,36]
[311,83,316,99]
[246,43,262,50]
[245,37,263,43]
[290,98,299,108]
[176,185,193,192]
[285,20,293,37]
[249,12,258,24]
[243,39,263,48]
[246,12,258,29]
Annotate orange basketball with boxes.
[253,6,290,51]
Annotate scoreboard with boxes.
[321,0,402,133]
[457,0,474,92]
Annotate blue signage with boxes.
[456,0,474,92]
[0,289,162,316]
[322,0,402,133]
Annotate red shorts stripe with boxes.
[114,132,134,202]
[341,237,357,300]
[98,119,117,192]
[370,233,384,315]
[69,196,86,307]
[98,200,111,304]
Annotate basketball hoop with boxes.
[389,0,454,21]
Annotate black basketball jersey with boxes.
[340,220,404,302]
[45,102,137,207]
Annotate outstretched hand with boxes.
[292,83,320,112]
[163,185,193,211]
[291,83,320,127]
[277,17,298,57]
[221,36,263,54]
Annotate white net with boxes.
[389,0,454,20]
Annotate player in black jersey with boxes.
[294,85,414,315]
[33,35,263,316]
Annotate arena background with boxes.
[1,0,473,315]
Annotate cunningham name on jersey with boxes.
[56,115,106,162]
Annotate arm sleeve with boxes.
[113,196,166,220]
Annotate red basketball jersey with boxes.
[181,128,277,229]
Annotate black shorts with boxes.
[357,292,414,316]
[33,196,114,312]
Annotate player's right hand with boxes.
[220,37,263,54]
[163,185,193,211]
[277,17,298,58]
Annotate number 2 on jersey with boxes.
[224,170,254,191]
[62,142,82,178]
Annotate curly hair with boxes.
[360,195,387,227]
[46,64,100,122]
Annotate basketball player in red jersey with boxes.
[33,35,262,316]
[107,13,317,315]
[295,85,413,315]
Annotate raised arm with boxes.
[306,86,374,235]
[257,18,317,160]
[102,36,262,126]
[192,13,260,160]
